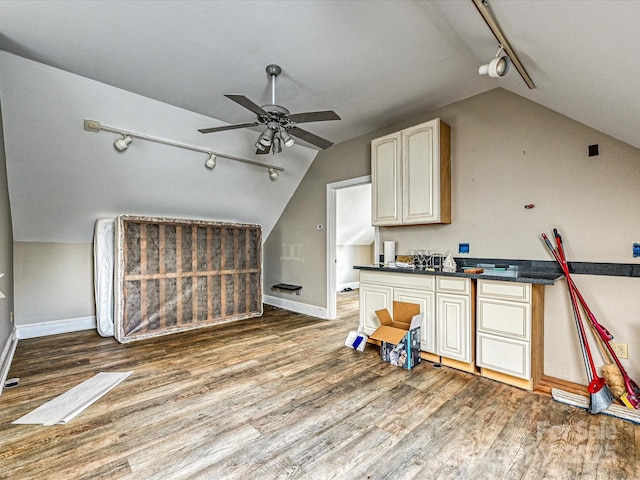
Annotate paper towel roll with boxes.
[384,241,396,265]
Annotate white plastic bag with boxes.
[345,331,368,352]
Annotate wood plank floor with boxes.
[1,295,638,479]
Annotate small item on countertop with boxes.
[463,267,484,274]
[394,261,415,269]
[443,254,457,273]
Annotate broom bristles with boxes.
[588,385,616,414]
[602,363,627,398]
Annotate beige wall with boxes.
[13,242,94,325]
[263,88,640,384]
[0,103,14,350]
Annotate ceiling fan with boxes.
[198,64,340,154]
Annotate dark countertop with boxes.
[354,264,563,285]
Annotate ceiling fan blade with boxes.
[256,144,271,155]
[287,110,341,123]
[198,122,259,134]
[289,126,334,150]
[225,94,268,116]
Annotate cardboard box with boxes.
[369,301,423,370]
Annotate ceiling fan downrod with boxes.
[266,64,281,106]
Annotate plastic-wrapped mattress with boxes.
[93,219,115,337]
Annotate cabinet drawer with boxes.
[436,276,470,295]
[477,333,530,379]
[360,271,435,290]
[477,298,531,340]
[478,279,530,302]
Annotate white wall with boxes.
[264,88,640,385]
[13,242,94,326]
[0,52,319,330]
[0,101,15,366]
[336,244,371,289]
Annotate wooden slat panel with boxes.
[114,216,262,343]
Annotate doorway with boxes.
[326,176,378,320]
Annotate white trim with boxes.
[326,175,374,320]
[16,316,97,340]
[0,328,18,398]
[263,295,327,319]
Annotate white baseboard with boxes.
[263,295,328,319]
[16,315,97,340]
[0,328,18,398]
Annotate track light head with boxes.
[114,134,133,151]
[268,167,279,181]
[204,153,217,170]
[279,129,294,148]
[479,46,511,78]
[255,141,266,152]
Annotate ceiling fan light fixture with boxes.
[204,153,216,170]
[258,127,274,147]
[268,167,279,181]
[273,135,282,154]
[114,134,133,151]
[280,130,294,148]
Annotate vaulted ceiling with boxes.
[1,0,639,242]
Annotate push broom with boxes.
[552,229,640,410]
[542,232,615,413]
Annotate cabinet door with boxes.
[477,333,530,379]
[394,287,436,354]
[359,284,394,335]
[402,121,439,224]
[436,293,471,362]
[371,132,402,226]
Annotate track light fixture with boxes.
[204,153,217,170]
[479,45,510,78]
[84,119,284,180]
[114,134,133,151]
[472,0,534,89]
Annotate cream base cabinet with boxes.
[359,271,472,370]
[394,287,436,354]
[371,119,451,226]
[476,279,544,391]
[359,283,394,336]
[435,277,474,370]
[359,271,435,348]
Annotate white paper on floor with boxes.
[12,371,133,425]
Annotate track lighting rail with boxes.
[472,0,535,89]
[83,119,284,179]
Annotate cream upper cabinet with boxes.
[371,119,451,226]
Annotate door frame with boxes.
[326,175,378,320]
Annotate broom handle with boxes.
[542,234,596,382]
[547,230,640,407]
[553,235,601,382]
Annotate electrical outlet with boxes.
[610,341,628,359]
